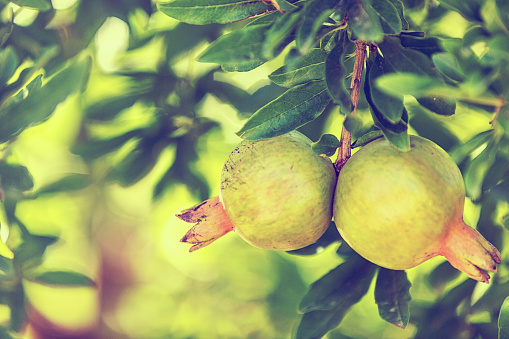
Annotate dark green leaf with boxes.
[0,47,19,92]
[0,57,91,143]
[499,297,509,339]
[109,139,161,187]
[464,139,499,201]
[198,24,271,72]
[71,130,141,160]
[15,234,58,269]
[27,271,95,287]
[346,0,383,42]
[299,256,375,312]
[387,0,408,30]
[295,257,376,339]
[0,162,34,193]
[36,174,91,195]
[9,0,51,11]
[416,96,456,116]
[432,52,466,81]
[378,37,438,76]
[398,35,442,57]
[351,130,383,148]
[0,17,13,48]
[158,0,276,25]
[370,0,402,35]
[85,95,142,121]
[311,133,340,156]
[375,268,411,329]
[375,72,451,99]
[296,0,342,54]
[428,261,461,291]
[287,222,341,255]
[269,48,326,87]
[368,53,404,124]
[262,7,301,59]
[237,80,331,140]
[325,31,350,106]
[0,256,14,281]
[437,0,481,21]
[449,130,493,164]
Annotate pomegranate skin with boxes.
[334,135,500,282]
[220,131,336,251]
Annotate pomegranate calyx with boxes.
[440,220,501,283]
[177,196,235,252]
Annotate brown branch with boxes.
[334,41,368,172]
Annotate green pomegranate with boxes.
[178,131,337,251]
[334,135,500,283]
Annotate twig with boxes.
[334,41,368,171]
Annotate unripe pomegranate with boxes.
[178,131,337,251]
[333,135,501,283]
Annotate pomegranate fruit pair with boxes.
[177,131,500,282]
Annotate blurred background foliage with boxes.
[0,0,507,338]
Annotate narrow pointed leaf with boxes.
[0,47,19,91]
[296,257,376,339]
[432,52,466,81]
[346,0,383,42]
[499,297,509,339]
[198,24,271,72]
[36,174,91,195]
[368,53,404,124]
[0,57,91,143]
[464,139,498,201]
[157,0,276,25]
[370,0,402,34]
[416,96,456,116]
[237,80,331,140]
[28,271,95,287]
[325,31,350,106]
[269,48,326,87]
[351,130,383,148]
[262,8,301,59]
[375,268,412,329]
[10,0,51,11]
[296,0,343,53]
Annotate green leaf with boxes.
[0,57,91,144]
[343,114,363,134]
[325,31,350,106]
[311,133,340,156]
[428,261,461,290]
[0,162,34,193]
[237,80,331,140]
[198,24,273,72]
[15,234,58,269]
[0,256,14,281]
[432,52,466,81]
[295,257,376,338]
[8,0,51,11]
[0,47,19,92]
[499,297,509,339]
[36,174,91,195]
[370,0,402,35]
[449,130,494,164]
[71,130,141,160]
[27,271,95,287]
[269,48,326,87]
[416,96,456,116]
[398,34,442,57]
[296,0,342,54]
[464,139,499,201]
[368,53,404,124]
[351,130,383,148]
[262,7,301,60]
[437,0,481,22]
[375,72,451,99]
[85,94,142,121]
[157,0,276,25]
[346,0,383,42]
[375,268,411,329]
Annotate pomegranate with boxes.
[333,135,501,283]
[178,131,337,251]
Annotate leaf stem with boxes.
[334,41,368,171]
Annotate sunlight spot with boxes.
[95,17,129,72]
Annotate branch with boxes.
[334,41,368,171]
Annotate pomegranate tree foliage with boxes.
[0,0,507,337]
